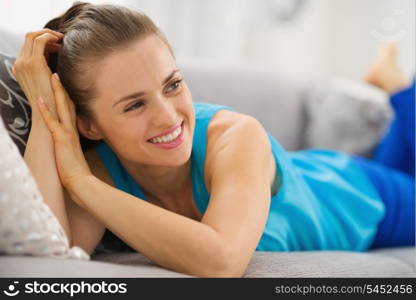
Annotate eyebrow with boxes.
[112,69,180,108]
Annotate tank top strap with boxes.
[190,102,236,213]
[191,102,236,166]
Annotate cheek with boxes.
[185,107,196,144]
[182,83,193,104]
[103,118,146,144]
[180,85,194,118]
[123,120,148,141]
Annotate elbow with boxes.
[211,254,246,278]
[211,267,245,278]
[196,245,246,278]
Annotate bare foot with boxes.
[364,44,410,94]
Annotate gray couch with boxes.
[0,30,414,278]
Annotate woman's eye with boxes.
[124,101,143,113]
[166,79,182,93]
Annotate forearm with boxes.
[24,111,72,243]
[67,175,229,277]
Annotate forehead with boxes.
[93,35,176,99]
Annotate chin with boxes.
[157,143,192,167]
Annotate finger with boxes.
[37,96,63,135]
[67,95,77,129]
[33,32,62,59]
[51,73,73,130]
[44,42,62,63]
[45,42,62,53]
[19,29,64,59]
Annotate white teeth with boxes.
[150,125,182,144]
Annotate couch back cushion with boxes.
[0,29,22,57]
[181,62,306,150]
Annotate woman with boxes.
[13,2,414,277]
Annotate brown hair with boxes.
[44,1,173,120]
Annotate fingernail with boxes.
[39,97,45,104]
[53,73,60,81]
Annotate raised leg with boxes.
[365,44,415,177]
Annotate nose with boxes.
[151,97,178,129]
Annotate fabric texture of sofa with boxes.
[0,29,414,278]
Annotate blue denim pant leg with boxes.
[373,79,415,177]
[352,156,415,248]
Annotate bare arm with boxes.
[64,149,109,254]
[24,113,72,243]
[13,29,72,242]
[67,176,229,277]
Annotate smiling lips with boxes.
[148,121,182,140]
[147,121,185,148]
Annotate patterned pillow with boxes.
[0,52,31,155]
[0,115,89,259]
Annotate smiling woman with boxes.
[74,34,195,171]
[12,1,415,278]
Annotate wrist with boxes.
[67,172,96,190]
[30,110,45,127]
[31,100,57,123]
[27,113,54,143]
[66,174,96,192]
[66,174,98,209]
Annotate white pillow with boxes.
[0,116,89,260]
[304,78,393,156]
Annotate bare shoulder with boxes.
[84,147,114,187]
[207,109,261,141]
[205,109,272,190]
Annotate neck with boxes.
[120,158,192,201]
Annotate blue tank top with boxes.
[96,102,385,252]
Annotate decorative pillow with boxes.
[0,52,31,155]
[303,78,393,157]
[0,115,89,259]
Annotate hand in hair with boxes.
[12,29,63,118]
[37,73,92,200]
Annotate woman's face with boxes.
[83,35,195,167]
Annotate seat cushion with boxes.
[92,248,416,277]
[370,247,416,270]
[243,250,415,277]
[0,254,190,278]
[2,249,414,278]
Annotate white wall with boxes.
[327,0,415,80]
[0,0,414,82]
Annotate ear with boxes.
[76,116,104,140]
